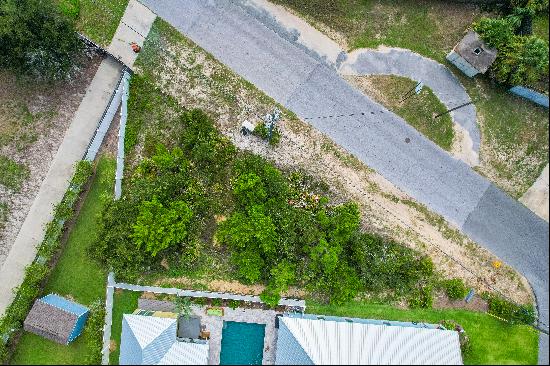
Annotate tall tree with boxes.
[0,0,81,80]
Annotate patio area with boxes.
[188,305,279,365]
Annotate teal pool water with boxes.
[220,321,266,365]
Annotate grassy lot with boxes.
[456,73,549,197]
[347,75,454,151]
[308,300,539,365]
[78,0,129,46]
[272,0,488,63]
[109,290,140,365]
[0,155,29,192]
[10,157,115,365]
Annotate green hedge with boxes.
[487,294,536,325]
[0,160,93,363]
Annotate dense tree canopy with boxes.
[93,108,436,307]
[0,0,81,80]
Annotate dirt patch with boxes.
[433,290,488,312]
[154,276,307,299]
[451,123,480,167]
[109,340,117,352]
[520,164,549,222]
[0,52,103,266]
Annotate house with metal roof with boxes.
[275,314,463,365]
[23,294,89,345]
[446,30,497,77]
[119,313,209,365]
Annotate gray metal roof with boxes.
[453,31,497,73]
[177,316,201,339]
[120,314,209,365]
[23,299,78,344]
[276,316,463,365]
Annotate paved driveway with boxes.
[139,0,549,353]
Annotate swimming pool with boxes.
[220,321,265,365]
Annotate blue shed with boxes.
[23,294,90,344]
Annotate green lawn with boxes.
[307,301,539,365]
[10,157,115,365]
[78,0,129,46]
[109,290,141,365]
[456,73,549,197]
[348,75,454,151]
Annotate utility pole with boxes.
[400,81,423,103]
[263,108,281,143]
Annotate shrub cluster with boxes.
[473,1,549,86]
[82,299,106,365]
[487,294,536,324]
[91,110,235,279]
[93,107,436,308]
[217,154,435,307]
[0,161,93,362]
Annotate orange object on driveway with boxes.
[130,42,141,53]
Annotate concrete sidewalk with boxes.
[108,0,156,69]
[0,57,124,316]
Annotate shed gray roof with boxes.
[453,30,497,73]
[177,315,201,339]
[23,300,78,344]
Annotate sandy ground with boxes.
[136,30,533,304]
[0,52,103,266]
[520,164,549,222]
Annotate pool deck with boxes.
[189,305,279,365]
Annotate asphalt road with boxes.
[140,0,549,355]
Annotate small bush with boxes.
[407,286,433,309]
[253,121,281,145]
[83,299,105,365]
[487,295,536,324]
[192,297,206,306]
[228,299,240,309]
[443,278,468,300]
[211,298,223,307]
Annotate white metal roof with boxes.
[277,316,463,365]
[120,314,209,365]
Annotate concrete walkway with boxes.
[140,0,548,340]
[340,47,480,165]
[108,0,156,69]
[0,57,124,316]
